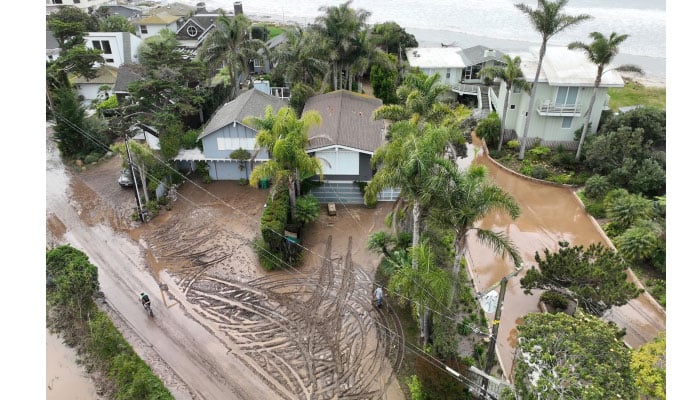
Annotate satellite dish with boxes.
[480,290,499,313]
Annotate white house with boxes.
[490,46,625,144]
[132,12,180,40]
[405,45,505,86]
[85,32,142,68]
[46,0,111,12]
[72,65,119,105]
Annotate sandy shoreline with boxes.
[243,14,666,89]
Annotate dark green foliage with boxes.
[550,148,576,167]
[530,165,549,179]
[601,107,666,149]
[52,88,109,159]
[579,192,606,218]
[251,25,269,41]
[290,82,315,117]
[526,145,551,160]
[515,312,636,400]
[56,44,105,81]
[606,192,654,230]
[370,21,418,56]
[181,129,201,150]
[47,6,99,48]
[475,112,501,148]
[520,241,641,316]
[540,290,569,311]
[99,15,135,34]
[584,174,610,199]
[294,195,321,224]
[259,185,301,269]
[583,125,665,195]
[370,57,399,104]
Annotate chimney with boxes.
[196,2,206,13]
[234,1,243,15]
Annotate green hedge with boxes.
[47,245,174,399]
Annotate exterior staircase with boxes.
[309,182,365,204]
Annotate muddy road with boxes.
[462,144,666,380]
[46,123,404,400]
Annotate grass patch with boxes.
[266,25,285,39]
[608,81,666,112]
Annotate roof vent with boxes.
[484,49,496,58]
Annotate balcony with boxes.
[536,100,581,116]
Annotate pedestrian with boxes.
[374,286,384,308]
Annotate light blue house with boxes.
[173,89,288,180]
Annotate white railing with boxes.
[489,86,498,110]
[270,86,290,100]
[451,83,479,94]
[536,101,581,116]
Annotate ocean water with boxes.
[165,0,666,80]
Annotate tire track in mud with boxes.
[145,212,403,399]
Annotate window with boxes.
[510,104,515,110]
[445,72,451,79]
[253,59,263,68]
[140,25,148,34]
[555,87,578,105]
[73,0,80,4]
[187,26,198,37]
[561,117,573,129]
[92,40,112,55]
[105,58,114,63]
[53,0,63,4]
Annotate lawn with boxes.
[607,81,666,112]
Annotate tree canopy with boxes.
[514,312,637,399]
[520,241,641,315]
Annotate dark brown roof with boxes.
[303,91,385,153]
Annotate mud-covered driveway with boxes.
[46,124,404,400]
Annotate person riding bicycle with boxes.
[140,292,151,308]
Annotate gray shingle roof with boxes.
[113,64,146,92]
[198,89,289,140]
[303,90,385,153]
[461,45,505,66]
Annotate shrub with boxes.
[181,129,200,149]
[475,112,501,148]
[540,290,570,310]
[527,145,552,160]
[584,175,610,199]
[546,173,574,184]
[551,150,576,167]
[84,152,102,164]
[506,140,520,150]
[519,159,533,176]
[531,165,549,180]
[489,149,504,159]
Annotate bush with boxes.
[584,175,610,200]
[506,140,520,150]
[527,145,551,160]
[181,129,200,149]
[540,290,570,310]
[84,152,102,164]
[519,159,533,176]
[546,173,574,184]
[531,165,549,180]
[551,150,576,167]
[475,112,501,148]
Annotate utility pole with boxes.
[477,264,522,399]
[124,128,147,222]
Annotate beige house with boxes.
[132,12,180,40]
[490,46,625,144]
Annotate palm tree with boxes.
[568,32,641,160]
[373,70,450,123]
[200,13,268,99]
[272,24,329,88]
[314,0,371,91]
[431,165,522,306]
[479,55,531,151]
[364,120,456,270]
[515,0,592,160]
[244,106,323,221]
[387,243,451,345]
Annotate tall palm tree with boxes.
[244,106,323,221]
[373,70,450,123]
[568,31,640,160]
[431,165,522,306]
[200,13,268,99]
[272,24,329,88]
[364,120,455,270]
[479,55,531,151]
[314,0,370,91]
[515,0,591,160]
[387,243,451,345]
